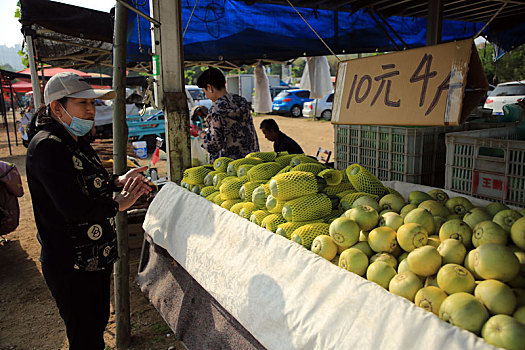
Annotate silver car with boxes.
[302,92,334,120]
[484,81,525,115]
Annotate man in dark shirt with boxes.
[260,118,304,154]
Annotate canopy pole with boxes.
[0,80,12,155]
[9,84,18,146]
[150,0,163,109]
[158,0,191,183]
[427,0,443,45]
[112,1,131,348]
[25,35,43,108]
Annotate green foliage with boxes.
[291,58,305,77]
[184,66,206,84]
[478,42,525,84]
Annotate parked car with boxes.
[186,85,212,109]
[302,92,334,120]
[272,89,313,117]
[483,81,525,115]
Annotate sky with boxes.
[0,0,114,47]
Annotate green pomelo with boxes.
[439,292,489,334]
[473,243,520,282]
[396,223,428,252]
[445,197,473,217]
[514,306,525,325]
[390,243,403,258]
[508,250,525,288]
[379,194,406,213]
[407,246,442,277]
[428,189,449,204]
[493,209,523,234]
[338,248,369,276]
[447,214,462,220]
[359,230,369,242]
[433,216,447,233]
[352,196,380,213]
[400,204,417,218]
[437,263,475,294]
[379,209,395,216]
[370,252,398,269]
[415,286,448,315]
[427,235,441,248]
[368,227,398,254]
[397,259,410,274]
[437,239,467,265]
[419,200,450,218]
[329,217,360,250]
[521,208,525,216]
[404,208,435,234]
[344,205,379,231]
[463,208,492,230]
[379,212,404,232]
[439,219,473,248]
[425,274,439,288]
[352,241,374,258]
[486,202,509,218]
[311,235,338,261]
[475,279,517,315]
[366,261,397,289]
[472,220,508,247]
[409,191,433,206]
[511,217,525,250]
[388,272,423,302]
[482,314,525,350]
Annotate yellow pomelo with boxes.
[311,235,338,261]
[439,219,472,248]
[329,217,360,250]
[514,305,525,325]
[388,272,423,302]
[511,217,525,250]
[472,220,508,247]
[366,261,397,289]
[437,238,467,265]
[427,235,441,248]
[396,223,428,252]
[439,292,488,334]
[370,252,398,269]
[436,263,475,294]
[368,227,398,254]
[415,286,448,315]
[407,246,442,277]
[338,248,369,276]
[351,241,374,258]
[425,274,439,288]
[474,279,517,315]
[472,243,520,282]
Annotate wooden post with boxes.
[112,1,130,348]
[25,35,43,108]
[150,0,163,109]
[427,0,443,45]
[9,84,18,146]
[157,0,191,182]
[0,81,12,155]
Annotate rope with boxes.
[475,0,508,38]
[284,0,342,62]
[183,0,200,38]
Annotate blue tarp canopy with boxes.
[126,0,523,65]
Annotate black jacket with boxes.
[274,131,304,155]
[26,120,120,269]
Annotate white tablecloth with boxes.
[143,181,496,350]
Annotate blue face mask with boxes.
[59,104,94,137]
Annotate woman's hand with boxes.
[115,165,149,188]
[114,177,152,211]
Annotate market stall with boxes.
[138,180,522,349]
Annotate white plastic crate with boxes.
[334,125,458,187]
[445,127,525,206]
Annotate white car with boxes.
[186,85,213,110]
[302,92,334,120]
[483,81,525,115]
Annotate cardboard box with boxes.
[332,39,488,126]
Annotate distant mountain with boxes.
[0,44,25,71]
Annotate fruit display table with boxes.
[137,181,500,350]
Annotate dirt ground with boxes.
[0,113,333,349]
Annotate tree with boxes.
[0,64,15,71]
[478,42,525,85]
[14,1,28,68]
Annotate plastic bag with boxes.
[191,136,209,166]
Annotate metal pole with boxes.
[10,84,18,146]
[427,0,443,45]
[25,35,43,108]
[150,0,163,109]
[158,0,191,182]
[112,1,130,348]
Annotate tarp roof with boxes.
[20,0,525,70]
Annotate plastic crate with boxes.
[445,127,525,206]
[334,125,460,187]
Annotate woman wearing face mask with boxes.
[26,72,151,350]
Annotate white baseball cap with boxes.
[44,72,116,105]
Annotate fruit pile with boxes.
[180,152,525,349]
